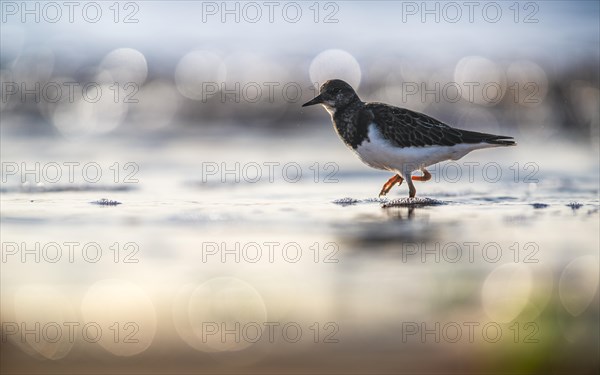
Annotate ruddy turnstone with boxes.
[302,79,516,198]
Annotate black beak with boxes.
[302,94,323,107]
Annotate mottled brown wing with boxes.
[363,103,515,147]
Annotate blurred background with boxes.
[1,0,599,142]
[1,1,599,374]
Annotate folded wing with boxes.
[363,103,516,148]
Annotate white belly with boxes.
[353,124,498,174]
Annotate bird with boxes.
[302,79,516,198]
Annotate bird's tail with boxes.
[460,129,517,146]
[485,136,516,146]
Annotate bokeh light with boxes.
[175,51,227,101]
[481,264,532,323]
[51,86,129,138]
[81,279,157,357]
[309,49,362,90]
[130,79,180,130]
[99,48,148,86]
[454,56,506,106]
[559,256,599,317]
[185,277,267,352]
[10,286,76,360]
[506,60,549,107]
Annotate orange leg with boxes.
[411,169,431,182]
[379,174,404,197]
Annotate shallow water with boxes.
[1,128,599,373]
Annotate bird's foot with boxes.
[411,169,431,182]
[379,174,404,197]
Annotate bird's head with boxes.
[302,79,360,111]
